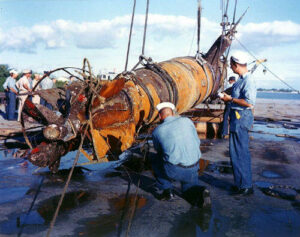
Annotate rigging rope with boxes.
[197,0,202,53]
[142,0,150,56]
[125,0,136,72]
[235,37,300,93]
[232,0,237,24]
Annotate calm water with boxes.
[257,91,300,100]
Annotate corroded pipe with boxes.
[87,31,231,160]
[28,33,232,171]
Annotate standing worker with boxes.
[151,102,211,208]
[4,70,19,120]
[32,73,42,104]
[221,76,236,138]
[16,69,32,121]
[221,52,257,196]
[40,71,54,109]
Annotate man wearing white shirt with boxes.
[16,69,32,121]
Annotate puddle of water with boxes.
[170,204,300,237]
[168,208,213,237]
[75,194,147,236]
[37,190,96,223]
[0,211,45,235]
[248,207,300,236]
[251,123,300,141]
[0,187,29,204]
[261,170,282,178]
[255,181,274,189]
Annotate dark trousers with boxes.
[152,158,200,191]
[221,102,231,137]
[40,97,53,110]
[7,91,16,120]
[151,155,206,205]
[5,91,9,119]
[229,109,253,189]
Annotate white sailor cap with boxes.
[23,69,32,74]
[230,51,249,65]
[156,102,175,111]
[9,69,18,75]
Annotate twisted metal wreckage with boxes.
[20,6,245,173]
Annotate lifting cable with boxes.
[235,37,300,93]
[142,0,150,56]
[197,0,202,54]
[232,0,237,26]
[124,0,136,72]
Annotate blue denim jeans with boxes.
[40,97,53,110]
[229,109,253,189]
[151,156,201,192]
[222,102,231,136]
[7,91,16,120]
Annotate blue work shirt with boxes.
[3,77,10,90]
[5,77,18,92]
[40,77,53,89]
[231,72,256,110]
[152,116,201,166]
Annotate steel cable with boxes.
[142,0,150,56]
[125,0,136,72]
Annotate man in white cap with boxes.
[221,52,256,196]
[151,102,211,208]
[16,69,32,121]
[3,70,19,120]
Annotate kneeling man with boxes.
[151,102,211,208]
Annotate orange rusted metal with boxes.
[87,54,226,160]
[25,30,233,172]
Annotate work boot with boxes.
[159,189,174,201]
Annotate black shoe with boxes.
[200,189,211,208]
[234,187,254,196]
[159,189,174,201]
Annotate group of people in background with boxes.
[3,70,55,121]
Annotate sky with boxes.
[0,0,300,90]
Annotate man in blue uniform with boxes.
[151,102,211,208]
[3,70,19,120]
[221,52,256,196]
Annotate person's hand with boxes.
[221,92,232,102]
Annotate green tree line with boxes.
[0,64,10,92]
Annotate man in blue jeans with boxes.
[4,70,19,120]
[221,52,256,196]
[151,102,211,208]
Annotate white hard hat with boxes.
[230,51,249,65]
[9,69,18,75]
[156,102,175,111]
[23,69,32,74]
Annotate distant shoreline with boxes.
[257,91,300,101]
[257,90,299,94]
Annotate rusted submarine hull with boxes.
[88,56,224,160]
[26,33,231,171]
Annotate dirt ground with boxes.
[0,98,300,236]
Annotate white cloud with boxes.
[236,20,300,51]
[0,14,220,53]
